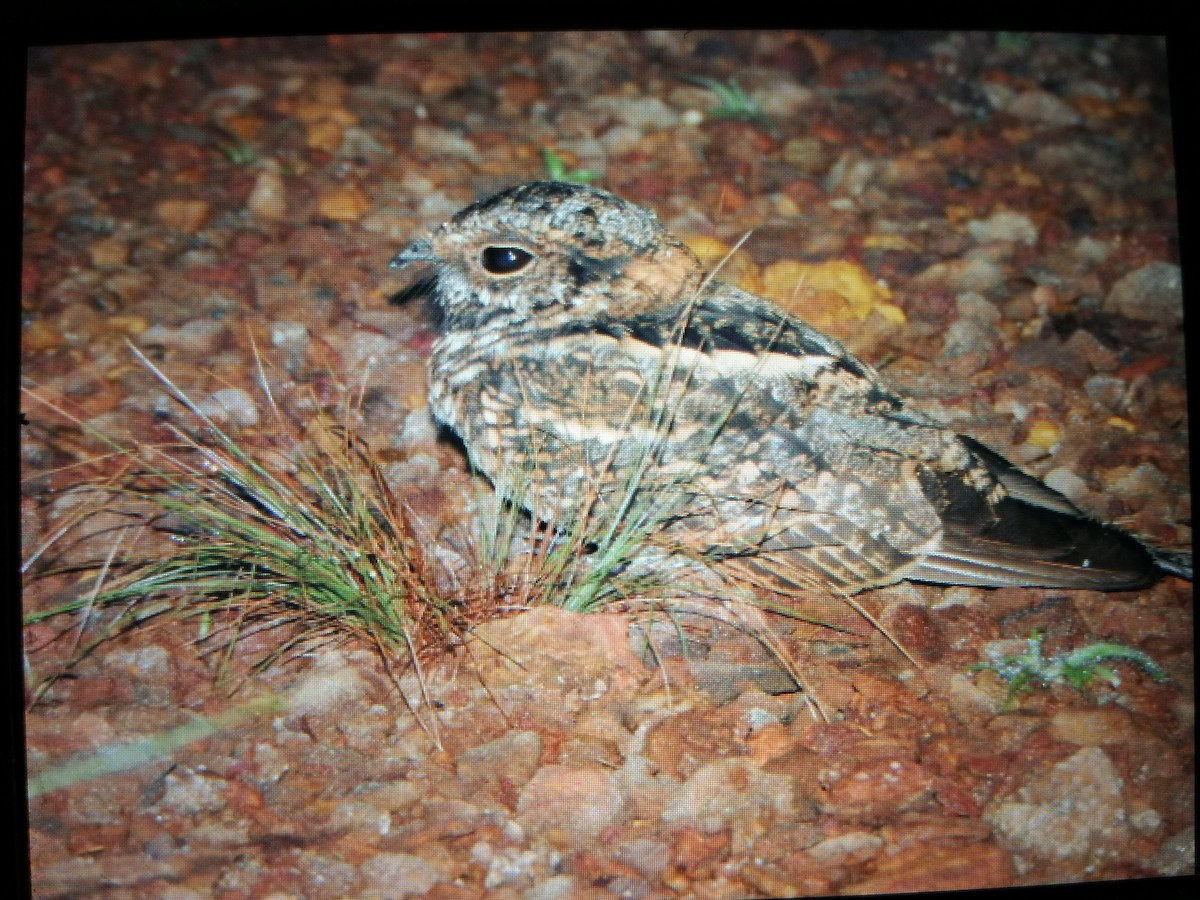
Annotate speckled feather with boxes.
[393,181,1190,594]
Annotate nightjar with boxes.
[392,181,1191,595]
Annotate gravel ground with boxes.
[21,32,1192,897]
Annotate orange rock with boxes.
[88,236,130,268]
[305,120,345,153]
[318,187,371,222]
[501,75,543,106]
[154,199,211,232]
[223,113,265,142]
[22,319,67,352]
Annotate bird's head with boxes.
[391,181,704,330]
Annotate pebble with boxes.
[1006,89,1083,127]
[1084,374,1128,411]
[456,730,543,788]
[967,211,1039,245]
[984,747,1129,866]
[1024,420,1062,451]
[524,874,581,899]
[393,406,439,451]
[1049,707,1140,745]
[247,169,288,221]
[587,95,680,130]
[940,317,998,360]
[616,838,672,878]
[270,321,310,354]
[158,770,229,814]
[382,452,440,486]
[1074,235,1111,265]
[154,199,211,233]
[1103,261,1182,325]
[140,319,226,354]
[411,124,481,163]
[1150,826,1196,877]
[517,765,625,839]
[197,387,259,428]
[806,830,884,864]
[280,652,369,718]
[316,187,370,223]
[662,758,794,832]
[89,236,131,268]
[1110,462,1168,505]
[755,80,815,119]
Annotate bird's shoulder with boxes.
[524,281,906,410]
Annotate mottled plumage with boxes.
[392,181,1190,594]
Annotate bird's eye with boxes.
[481,246,533,275]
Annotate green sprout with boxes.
[219,140,258,165]
[686,76,768,124]
[541,148,600,184]
[972,629,1167,708]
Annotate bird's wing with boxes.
[904,436,1164,590]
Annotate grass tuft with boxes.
[23,342,471,726]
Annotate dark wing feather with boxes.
[908,436,1175,590]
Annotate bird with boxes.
[390,180,1191,596]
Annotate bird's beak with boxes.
[390,238,436,269]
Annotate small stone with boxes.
[247,169,288,221]
[1025,420,1062,451]
[956,292,1002,323]
[23,319,68,352]
[1007,89,1083,127]
[616,838,671,878]
[317,187,370,223]
[984,747,1129,864]
[967,211,1039,245]
[89,236,130,268]
[154,199,211,233]
[587,95,679,130]
[1049,707,1140,746]
[1104,261,1182,324]
[1150,826,1195,877]
[198,387,259,428]
[806,830,884,863]
[941,317,998,359]
[1075,236,1111,265]
[282,652,368,717]
[1110,462,1169,505]
[159,770,228,814]
[140,319,225,353]
[517,765,624,839]
[270,321,310,354]
[755,81,815,119]
[524,874,581,900]
[411,124,481,162]
[394,407,439,451]
[1084,374,1127,411]
[663,758,794,832]
[457,730,543,789]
